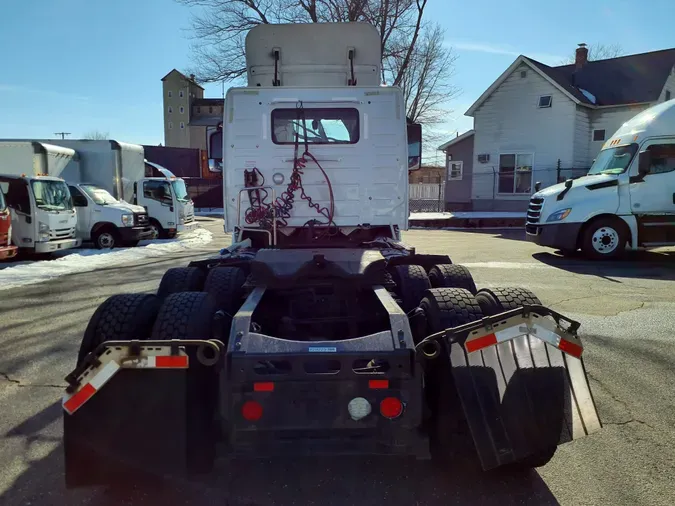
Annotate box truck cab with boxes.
[0,187,18,260]
[68,183,152,248]
[0,142,81,254]
[527,99,675,259]
[142,161,196,239]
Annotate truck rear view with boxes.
[62,22,601,488]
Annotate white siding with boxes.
[658,66,675,102]
[589,104,651,160]
[573,105,592,168]
[471,64,576,202]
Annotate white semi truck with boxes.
[45,140,197,240]
[0,141,81,254]
[527,99,675,259]
[62,22,600,488]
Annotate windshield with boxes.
[587,143,638,175]
[171,179,190,203]
[80,185,119,205]
[30,180,73,211]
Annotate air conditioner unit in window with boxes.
[477,154,490,163]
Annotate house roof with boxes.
[438,130,474,151]
[466,48,675,115]
[161,69,205,90]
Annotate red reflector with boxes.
[380,397,403,419]
[254,382,275,392]
[155,355,188,368]
[559,338,583,358]
[242,400,263,421]
[369,379,389,389]
[63,383,96,414]
[465,333,497,353]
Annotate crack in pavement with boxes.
[1,372,64,389]
[603,419,655,429]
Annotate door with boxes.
[68,185,92,240]
[138,179,174,228]
[1,179,35,247]
[630,140,675,243]
[630,140,675,213]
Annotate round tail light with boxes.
[380,397,403,419]
[242,400,263,421]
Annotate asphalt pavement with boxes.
[1,220,674,506]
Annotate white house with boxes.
[462,44,675,211]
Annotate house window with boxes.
[520,70,527,78]
[196,107,201,114]
[499,153,533,194]
[209,106,213,114]
[179,90,184,98]
[448,161,463,180]
[168,106,172,114]
[180,122,185,129]
[179,106,184,114]
[538,95,552,108]
[168,122,173,129]
[666,90,672,101]
[593,129,606,142]
[168,91,172,98]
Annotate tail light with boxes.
[242,400,263,421]
[380,397,403,419]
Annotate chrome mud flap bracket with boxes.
[417,305,602,470]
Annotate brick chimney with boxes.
[575,43,588,70]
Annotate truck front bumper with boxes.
[119,226,154,242]
[0,245,18,260]
[35,237,82,253]
[526,222,582,251]
[177,220,198,234]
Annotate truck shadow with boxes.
[532,251,675,281]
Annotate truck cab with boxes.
[527,99,675,258]
[0,187,18,260]
[68,183,152,248]
[141,161,196,239]
[0,174,81,253]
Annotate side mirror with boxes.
[638,150,651,176]
[534,181,542,192]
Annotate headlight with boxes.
[121,214,133,227]
[39,222,49,233]
[546,208,572,222]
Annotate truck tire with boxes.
[203,266,246,316]
[474,286,558,469]
[93,227,120,249]
[149,219,165,240]
[580,216,628,260]
[77,294,161,366]
[428,264,478,294]
[419,288,483,467]
[157,267,206,299]
[390,264,431,313]
[151,292,219,474]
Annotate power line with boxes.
[54,132,71,139]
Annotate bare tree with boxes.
[83,130,109,140]
[177,0,458,130]
[562,43,625,64]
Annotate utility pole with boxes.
[54,132,71,139]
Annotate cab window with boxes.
[143,180,172,203]
[645,143,675,174]
[271,108,359,145]
[68,186,88,207]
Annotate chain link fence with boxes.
[409,180,445,213]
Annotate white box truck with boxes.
[0,141,82,254]
[527,99,675,259]
[46,140,196,240]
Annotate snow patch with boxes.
[0,228,214,291]
[409,211,526,220]
[579,88,596,104]
[195,208,224,216]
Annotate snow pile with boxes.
[0,228,214,291]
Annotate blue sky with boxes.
[2,0,674,158]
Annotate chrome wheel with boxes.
[149,224,160,240]
[97,232,115,249]
[591,226,619,255]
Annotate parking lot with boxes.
[1,220,674,506]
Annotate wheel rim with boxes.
[150,225,159,240]
[591,226,619,254]
[98,233,114,249]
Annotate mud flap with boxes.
[63,341,222,488]
[448,335,601,470]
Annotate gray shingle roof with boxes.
[527,48,675,106]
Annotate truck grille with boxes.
[50,227,75,240]
[134,213,149,226]
[526,197,544,225]
[184,213,195,224]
